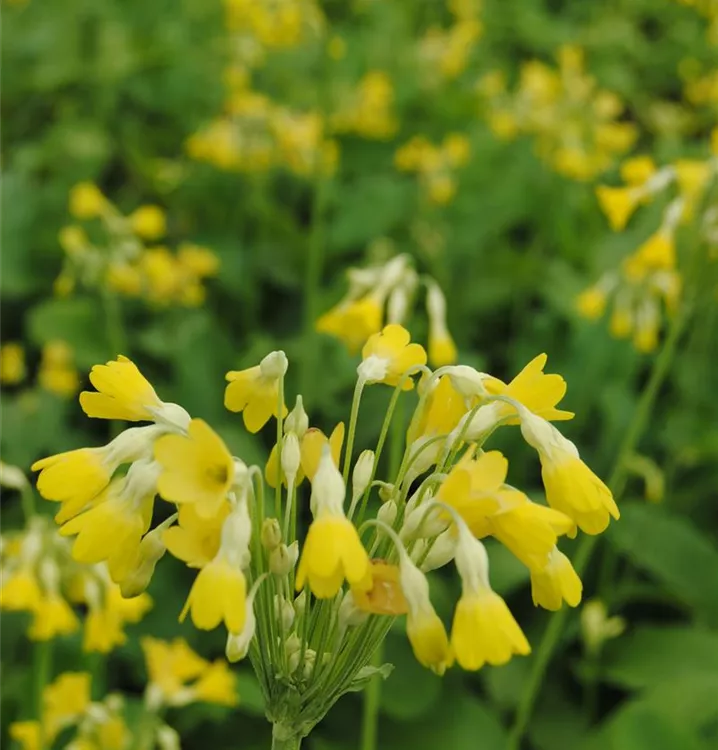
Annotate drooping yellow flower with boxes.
[142,636,208,701]
[483,353,574,423]
[0,342,26,385]
[296,448,370,598]
[595,185,640,231]
[224,351,288,433]
[576,287,607,320]
[450,529,530,670]
[426,280,458,367]
[0,568,43,611]
[155,419,234,518]
[299,423,345,482]
[43,672,91,737]
[164,502,229,569]
[181,556,247,633]
[620,156,656,186]
[410,375,467,447]
[520,410,619,534]
[28,592,80,641]
[633,230,675,271]
[39,341,80,397]
[191,660,238,706]
[58,225,89,256]
[9,721,40,750]
[83,584,153,653]
[316,296,384,354]
[352,561,408,615]
[530,547,582,610]
[358,324,427,389]
[129,205,166,240]
[69,182,107,219]
[79,356,162,422]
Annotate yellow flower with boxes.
[0,342,26,384]
[69,182,107,219]
[58,225,89,256]
[595,185,640,231]
[181,556,247,633]
[520,411,619,534]
[177,244,220,277]
[142,636,208,700]
[155,419,234,518]
[9,722,40,750]
[0,568,42,611]
[358,324,427,389]
[79,356,163,422]
[316,296,383,353]
[530,547,582,610]
[609,305,633,338]
[295,449,370,598]
[483,353,574,423]
[164,502,229,568]
[409,375,467,444]
[129,205,166,240]
[28,592,80,640]
[43,672,91,736]
[352,561,408,615]
[674,159,711,200]
[83,585,152,653]
[299,423,345,483]
[450,528,530,670]
[620,156,656,186]
[60,462,158,584]
[634,230,675,271]
[576,287,607,320]
[192,661,238,706]
[224,351,288,433]
[426,280,458,366]
[39,341,80,397]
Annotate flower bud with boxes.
[285,633,302,671]
[270,542,298,577]
[156,725,181,750]
[377,499,398,526]
[310,445,346,516]
[120,525,167,598]
[281,433,301,487]
[417,528,457,572]
[351,450,375,504]
[378,482,397,504]
[293,589,307,617]
[302,649,318,680]
[220,501,253,569]
[274,595,295,632]
[260,351,288,380]
[261,518,282,552]
[338,590,369,629]
[444,365,488,399]
[0,462,28,491]
[285,396,309,438]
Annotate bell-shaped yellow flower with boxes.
[299,423,345,482]
[69,182,107,219]
[129,205,166,241]
[155,419,234,518]
[43,672,91,737]
[0,568,43,611]
[358,324,427,389]
[180,556,247,633]
[9,722,40,750]
[164,503,229,569]
[352,561,408,615]
[595,185,640,231]
[79,356,163,422]
[530,547,582,610]
[620,155,656,185]
[192,660,238,706]
[316,296,383,353]
[83,584,152,654]
[28,593,79,641]
[224,351,288,433]
[576,287,607,320]
[142,636,209,701]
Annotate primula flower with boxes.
[595,185,641,231]
[576,287,607,320]
[620,155,656,185]
[28,592,80,641]
[426,281,458,367]
[43,672,91,736]
[83,584,153,653]
[191,661,238,706]
[530,547,582,610]
[316,296,384,353]
[129,205,166,240]
[225,351,288,433]
[358,324,427,389]
[450,527,530,670]
[155,419,235,518]
[299,423,345,482]
[296,449,370,598]
[142,636,208,701]
[352,561,408,615]
[0,568,43,610]
[9,722,40,750]
[69,182,107,219]
[164,502,229,568]
[0,342,26,384]
[520,410,619,534]
[399,551,453,675]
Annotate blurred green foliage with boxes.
[2,0,718,748]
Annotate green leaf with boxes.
[345,663,394,693]
[607,503,718,623]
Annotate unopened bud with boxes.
[310,446,346,516]
[285,633,302,671]
[260,350,288,380]
[220,501,253,569]
[294,590,307,617]
[226,578,263,663]
[378,482,397,504]
[417,528,457,572]
[445,365,488,400]
[261,518,282,551]
[351,450,375,504]
[270,542,298,576]
[274,595,295,632]
[338,590,369,629]
[377,499,398,526]
[120,526,167,597]
[302,649,317,680]
[0,462,28,490]
[281,433,301,487]
[285,396,309,438]
[156,725,181,750]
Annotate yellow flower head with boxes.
[358,324,427,389]
[410,375,467,444]
[634,230,676,271]
[39,341,80,398]
[80,356,163,422]
[192,660,238,706]
[595,185,640,231]
[0,342,26,385]
[224,351,288,433]
[530,547,582,610]
[83,584,152,654]
[620,156,656,186]
[43,672,91,736]
[155,419,234,518]
[69,182,107,219]
[299,423,345,483]
[520,411,619,535]
[129,205,166,241]
[483,353,574,423]
[450,529,530,670]
[352,561,408,615]
[296,449,370,598]
[58,225,89,256]
[177,244,220,278]
[28,592,80,641]
[9,722,40,750]
[576,287,607,320]
[181,556,247,633]
[316,296,383,354]
[142,636,208,700]
[0,568,43,611]
[426,280,458,367]
[164,502,229,569]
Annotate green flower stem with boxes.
[342,379,366,485]
[34,640,53,750]
[271,724,303,750]
[507,299,690,750]
[275,375,285,522]
[20,483,36,524]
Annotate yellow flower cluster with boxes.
[416,0,482,87]
[0,515,151,650]
[331,71,399,140]
[579,140,717,351]
[479,45,637,181]
[316,252,458,365]
[31,321,615,712]
[9,639,236,750]
[395,133,471,204]
[0,342,26,385]
[187,74,338,176]
[56,182,220,307]
[0,340,80,400]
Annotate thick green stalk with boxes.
[507,300,690,750]
[271,724,303,750]
[342,379,365,485]
[34,640,53,750]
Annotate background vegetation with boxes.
[2,0,718,748]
